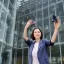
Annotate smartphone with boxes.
[32,21,35,23]
[32,20,36,24]
[52,15,57,22]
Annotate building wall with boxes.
[0,0,16,64]
[0,0,64,64]
[15,0,64,64]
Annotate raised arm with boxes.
[23,20,36,41]
[51,17,60,43]
[23,20,36,46]
[23,20,32,41]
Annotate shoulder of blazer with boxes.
[40,39,46,43]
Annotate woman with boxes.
[23,17,60,64]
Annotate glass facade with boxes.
[15,0,64,64]
[0,0,16,64]
[0,0,64,64]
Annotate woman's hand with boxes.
[51,16,60,43]
[25,20,36,28]
[54,16,60,29]
[23,20,36,41]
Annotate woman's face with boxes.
[34,29,41,39]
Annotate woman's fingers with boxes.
[28,20,36,25]
[28,20,32,24]
[32,22,36,24]
[54,17,61,29]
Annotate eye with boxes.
[38,31,41,33]
[34,31,37,33]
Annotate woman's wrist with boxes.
[54,28,59,32]
[25,25,29,29]
[54,27,59,30]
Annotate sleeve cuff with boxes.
[50,40,54,46]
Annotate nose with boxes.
[36,33,40,35]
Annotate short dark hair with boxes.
[31,28,43,40]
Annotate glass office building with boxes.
[0,0,64,64]
[15,0,64,64]
[0,0,17,64]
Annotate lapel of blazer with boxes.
[30,40,43,54]
[38,40,43,52]
[30,40,35,54]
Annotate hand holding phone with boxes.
[52,15,58,22]
[32,20,36,24]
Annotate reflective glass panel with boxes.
[49,0,56,5]
[23,48,28,64]
[51,45,61,64]
[61,44,64,64]
[37,0,42,9]
[49,5,55,16]
[37,10,42,20]
[1,45,11,64]
[43,7,48,18]
[56,2,64,16]
[43,0,48,8]
[43,18,50,40]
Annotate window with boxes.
[1,45,11,64]
[30,1,36,12]
[1,9,7,22]
[61,44,64,64]
[43,7,48,18]
[56,2,64,16]
[37,10,42,20]
[0,9,7,41]
[10,0,15,5]
[4,0,9,8]
[43,18,50,40]
[5,16,13,44]
[25,7,30,14]
[59,30,64,42]
[30,12,36,20]
[51,45,61,64]
[50,16,54,32]
[24,4,30,14]
[43,0,48,8]
[12,49,17,64]
[18,6,24,16]
[49,5,55,16]
[49,0,56,5]
[37,20,43,30]
[24,14,30,22]
[37,0,42,9]
[13,33,17,47]
[17,49,22,64]
[9,2,14,17]
[23,48,28,64]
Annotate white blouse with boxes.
[32,42,40,64]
